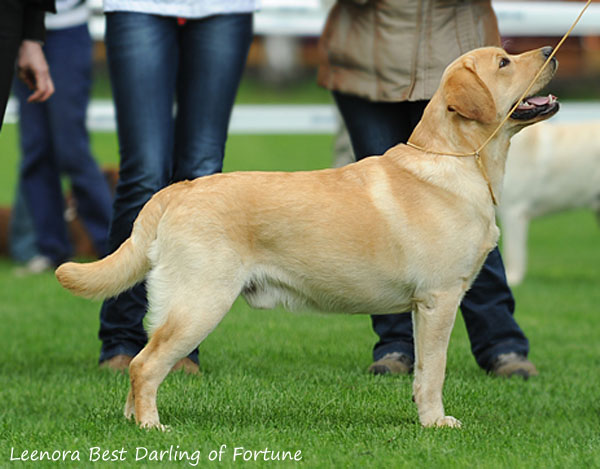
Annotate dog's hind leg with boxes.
[412,287,463,428]
[125,282,240,430]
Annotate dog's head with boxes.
[442,46,559,128]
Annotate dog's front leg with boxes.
[412,288,463,428]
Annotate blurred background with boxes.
[5,0,600,132]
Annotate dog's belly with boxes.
[241,267,414,315]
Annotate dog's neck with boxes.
[407,94,513,204]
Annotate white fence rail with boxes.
[6,100,600,134]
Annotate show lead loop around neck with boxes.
[405,142,498,205]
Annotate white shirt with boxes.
[46,0,90,30]
[103,0,260,19]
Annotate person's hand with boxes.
[17,40,55,103]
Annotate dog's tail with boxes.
[55,192,166,300]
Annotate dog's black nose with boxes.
[541,46,553,59]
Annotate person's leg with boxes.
[172,13,253,181]
[333,92,416,160]
[14,75,72,264]
[43,24,112,257]
[460,247,534,375]
[9,182,41,263]
[99,12,178,364]
[333,93,429,366]
[167,13,252,366]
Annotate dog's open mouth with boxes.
[510,94,559,120]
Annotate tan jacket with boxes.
[317,0,501,102]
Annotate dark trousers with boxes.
[13,24,113,264]
[0,0,24,130]
[333,91,529,370]
[99,12,253,364]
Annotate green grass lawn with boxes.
[0,122,599,468]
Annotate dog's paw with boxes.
[434,416,462,428]
[139,421,171,432]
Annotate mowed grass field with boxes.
[0,119,599,468]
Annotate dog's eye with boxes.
[499,57,511,68]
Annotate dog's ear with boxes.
[444,57,497,124]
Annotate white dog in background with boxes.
[499,121,600,285]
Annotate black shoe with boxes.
[368,352,414,375]
[489,352,538,379]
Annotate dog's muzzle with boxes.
[510,94,559,121]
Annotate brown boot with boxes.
[490,353,538,379]
[368,352,414,375]
[99,354,133,373]
[171,357,200,375]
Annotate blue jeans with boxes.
[9,184,39,262]
[13,24,113,264]
[333,92,529,370]
[99,12,253,364]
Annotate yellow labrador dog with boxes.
[56,46,558,430]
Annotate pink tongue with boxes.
[527,96,550,106]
